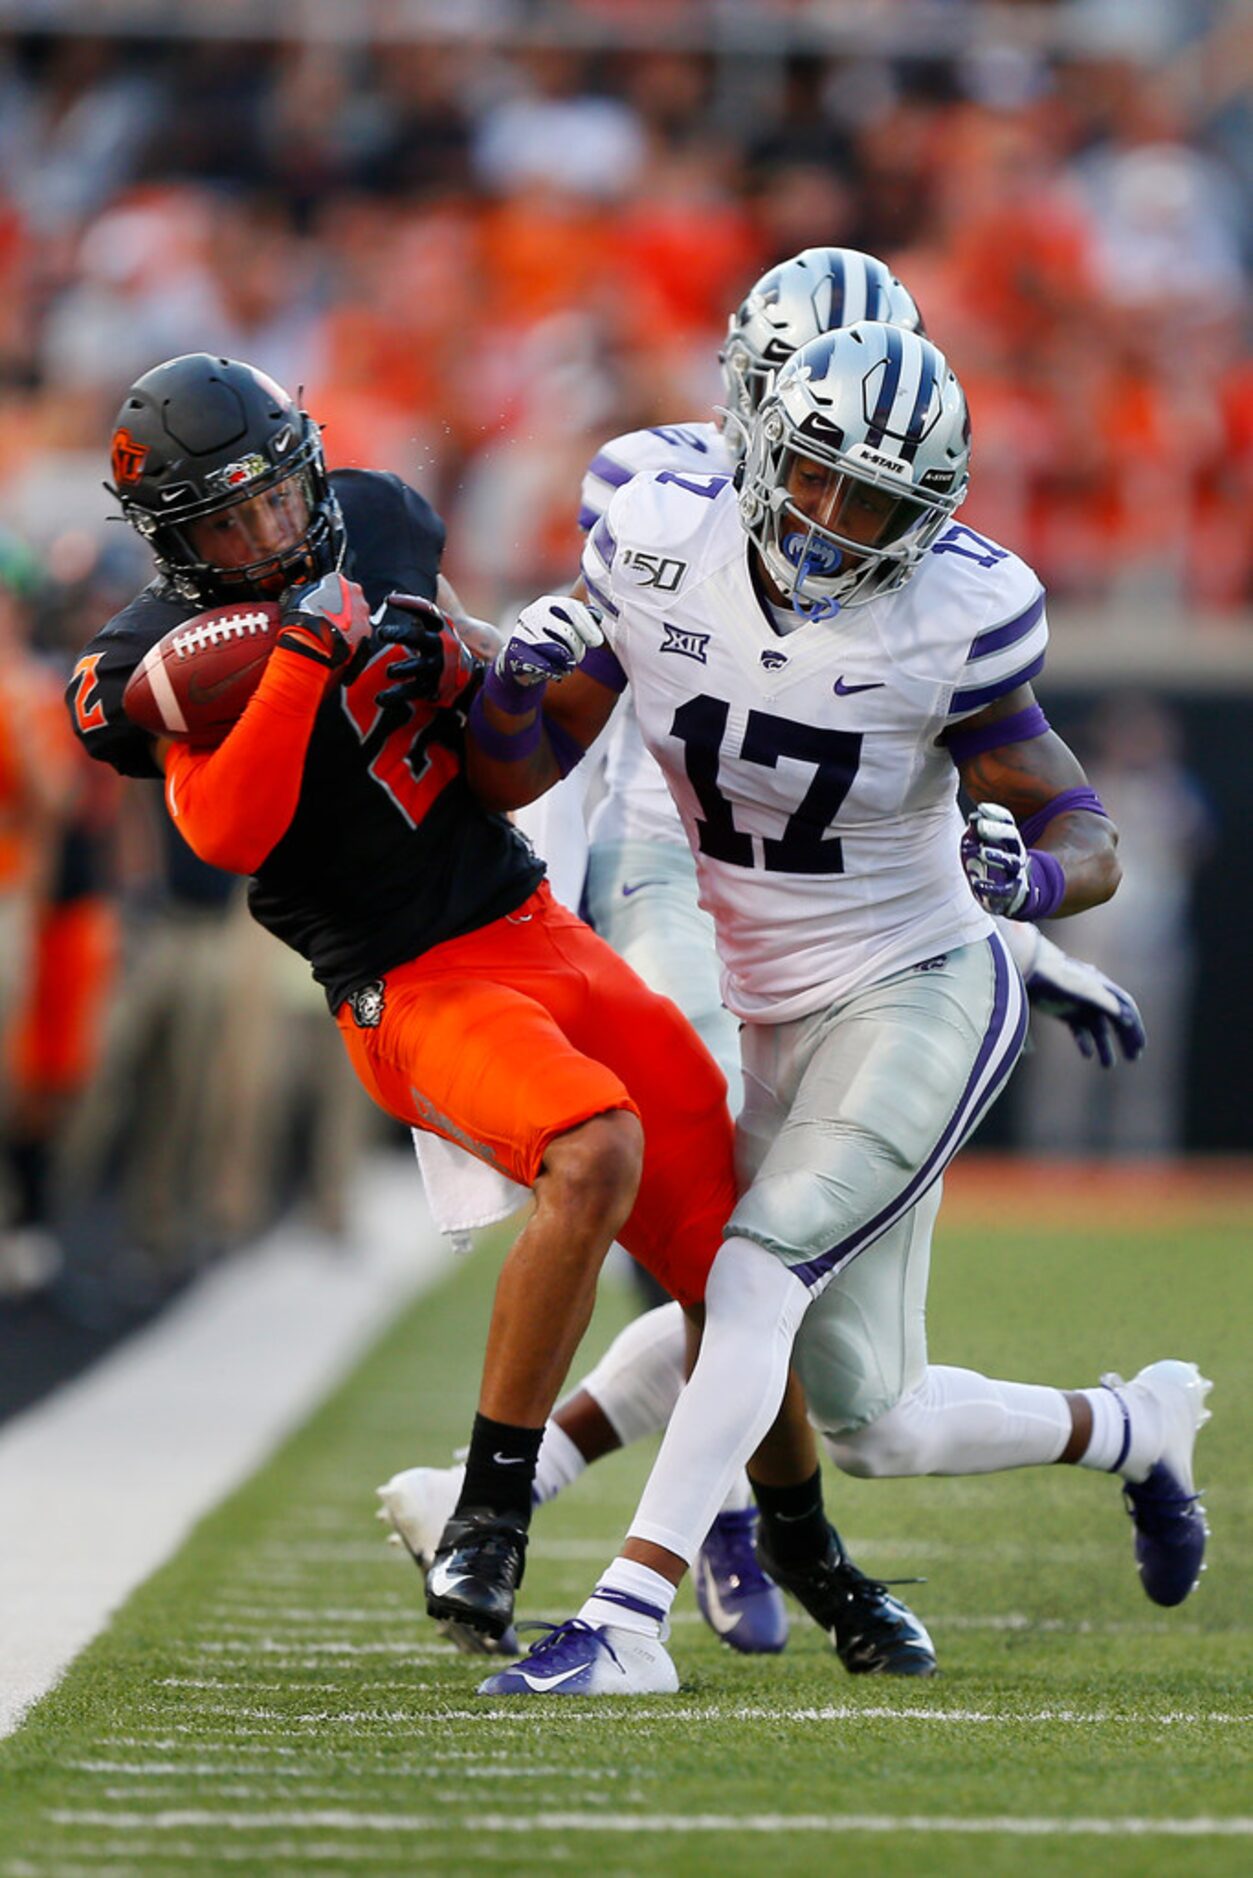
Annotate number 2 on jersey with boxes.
[341,650,458,828]
[671,695,862,875]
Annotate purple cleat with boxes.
[1110,1360,1213,1607]
[695,1508,788,1654]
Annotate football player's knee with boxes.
[794,1320,902,1445]
[821,1390,930,1479]
[540,1108,644,1238]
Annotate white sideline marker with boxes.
[0,1154,450,1739]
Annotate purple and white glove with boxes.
[493,596,604,700]
[1016,929,1147,1066]
[961,802,1065,921]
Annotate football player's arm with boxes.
[946,683,1121,919]
[463,594,623,812]
[156,645,333,875]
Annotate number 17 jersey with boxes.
[581,470,1049,1023]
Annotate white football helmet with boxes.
[739,322,970,615]
[719,247,924,452]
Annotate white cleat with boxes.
[377,1464,520,1656]
[479,1619,679,1697]
[1105,1360,1213,1607]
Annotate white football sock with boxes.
[626,1237,810,1565]
[580,1558,677,1639]
[531,1420,587,1505]
[823,1365,1072,1477]
[1075,1376,1164,1483]
[577,1300,687,1446]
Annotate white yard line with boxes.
[42,1808,1253,1838]
[0,1153,450,1740]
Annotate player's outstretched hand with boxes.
[961,801,1032,917]
[1024,935,1147,1067]
[495,596,604,690]
[375,594,482,709]
[278,573,372,673]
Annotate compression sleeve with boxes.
[162,647,331,875]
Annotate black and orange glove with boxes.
[375,593,483,710]
[277,573,373,673]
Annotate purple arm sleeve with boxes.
[467,689,541,761]
[944,703,1050,765]
[1020,850,1067,920]
[1019,786,1109,849]
[581,643,628,693]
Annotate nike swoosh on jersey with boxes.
[833,676,885,696]
[621,881,667,898]
[517,1662,591,1692]
[697,1555,743,1635]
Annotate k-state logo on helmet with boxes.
[660,624,710,663]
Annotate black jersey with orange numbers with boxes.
[67,468,543,1008]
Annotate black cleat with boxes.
[756,1522,937,1677]
[425,1508,528,1644]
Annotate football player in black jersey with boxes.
[67,354,742,1651]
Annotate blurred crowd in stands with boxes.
[0,5,1246,1305]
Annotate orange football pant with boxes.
[335,883,735,1307]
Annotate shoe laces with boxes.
[1122,1470,1203,1538]
[826,1547,925,1601]
[515,1618,623,1673]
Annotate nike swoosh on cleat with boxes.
[697,1556,743,1635]
[833,676,885,696]
[518,1663,589,1692]
[492,1453,526,1465]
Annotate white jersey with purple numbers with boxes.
[581,472,1049,1022]
[580,422,732,848]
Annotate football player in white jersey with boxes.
[386,250,1147,1673]
[459,322,1210,1697]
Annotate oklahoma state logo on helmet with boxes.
[111,428,149,486]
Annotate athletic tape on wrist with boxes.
[468,689,541,762]
[484,662,542,715]
[1018,786,1108,848]
[1020,849,1067,921]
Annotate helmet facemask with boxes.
[739,324,969,618]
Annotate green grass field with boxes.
[2,1190,1250,1878]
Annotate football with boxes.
[122,600,282,744]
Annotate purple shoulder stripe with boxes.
[591,513,617,570]
[968,590,1045,661]
[577,502,601,532]
[587,451,634,489]
[949,650,1045,717]
[582,569,620,619]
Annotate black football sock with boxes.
[752,1468,832,1569]
[457,1413,544,1525]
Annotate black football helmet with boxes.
[107,354,345,603]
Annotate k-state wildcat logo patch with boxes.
[660,623,710,663]
[760,648,788,670]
